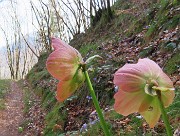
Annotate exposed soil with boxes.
[0,81,24,136]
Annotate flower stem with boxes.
[156,91,173,136]
[83,70,111,136]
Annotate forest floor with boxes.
[0,81,24,136]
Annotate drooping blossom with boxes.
[46,37,85,102]
[113,58,175,128]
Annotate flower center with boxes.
[144,80,158,96]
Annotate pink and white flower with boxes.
[46,37,85,102]
[113,58,175,128]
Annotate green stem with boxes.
[83,70,111,136]
[156,91,173,136]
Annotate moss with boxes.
[164,52,180,74]
[33,87,44,97]
[159,0,170,11]
[123,3,158,37]
[145,7,169,38]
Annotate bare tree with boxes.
[1,26,15,79]
[30,0,52,52]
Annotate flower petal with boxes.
[51,37,83,61]
[139,95,153,112]
[140,98,161,128]
[51,37,74,51]
[138,58,174,89]
[113,58,175,128]
[56,81,77,102]
[114,64,146,92]
[161,90,175,107]
[113,58,174,93]
[46,37,85,81]
[156,72,174,88]
[46,49,79,80]
[56,69,85,102]
[114,90,152,116]
[137,58,162,78]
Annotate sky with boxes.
[0,0,42,48]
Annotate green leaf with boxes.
[85,55,102,64]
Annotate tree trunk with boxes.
[107,0,113,20]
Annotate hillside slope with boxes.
[25,0,180,135]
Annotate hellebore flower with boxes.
[46,37,85,102]
[113,58,175,128]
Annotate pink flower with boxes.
[46,37,85,102]
[113,58,175,128]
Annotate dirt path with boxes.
[0,81,24,136]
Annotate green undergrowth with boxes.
[70,1,179,47]
[44,102,67,135]
[164,51,180,74]
[166,87,180,130]
[25,50,180,135]
[0,80,11,110]
[25,0,179,135]
[26,52,51,85]
[23,86,34,114]
[83,90,180,136]
[18,80,35,131]
[26,52,68,135]
[79,43,99,58]
[145,1,180,39]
